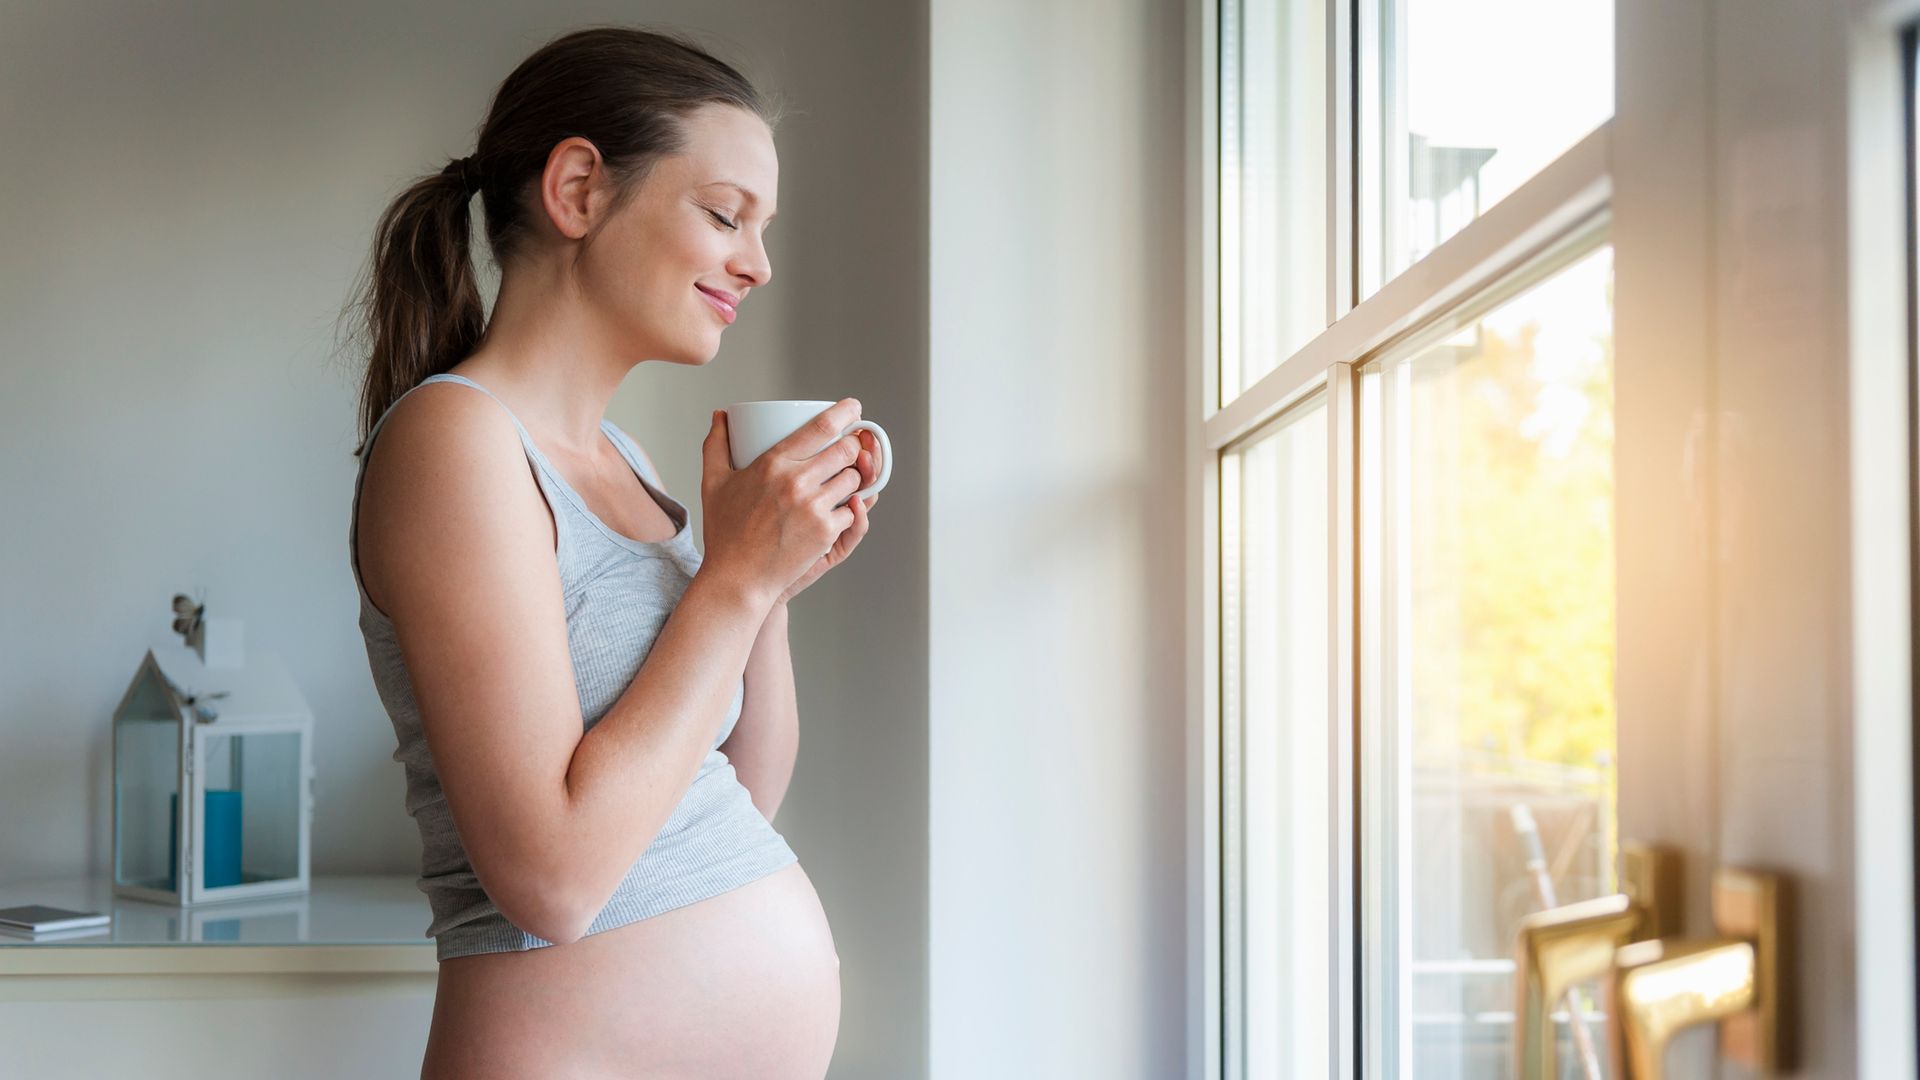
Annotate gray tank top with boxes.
[348,372,797,961]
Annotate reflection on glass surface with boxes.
[1363,246,1616,1073]
[1223,0,1328,403]
[1367,0,1613,293]
[1223,394,1329,1077]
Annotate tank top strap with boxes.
[599,419,662,488]
[355,371,546,464]
[412,372,546,456]
[408,373,583,546]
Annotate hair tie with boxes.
[444,155,481,195]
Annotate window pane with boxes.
[1223,0,1328,404]
[1223,394,1330,1078]
[1361,245,1616,1074]
[1363,0,1613,295]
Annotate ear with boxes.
[537,137,606,242]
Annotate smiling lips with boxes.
[696,284,738,324]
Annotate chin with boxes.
[664,344,721,366]
[650,334,721,366]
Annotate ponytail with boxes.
[345,159,485,455]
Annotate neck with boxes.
[455,265,644,456]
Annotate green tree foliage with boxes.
[1412,269,1617,774]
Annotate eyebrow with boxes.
[702,181,775,218]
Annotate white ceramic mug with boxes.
[723,400,893,507]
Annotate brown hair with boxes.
[339,26,779,454]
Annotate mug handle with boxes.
[843,420,891,503]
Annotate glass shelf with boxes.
[0,875,431,949]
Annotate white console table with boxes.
[0,875,437,1079]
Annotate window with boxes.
[1221,394,1331,1078]
[1212,0,1616,1075]
[1222,0,1331,403]
[1360,242,1615,1074]
[1359,0,1614,294]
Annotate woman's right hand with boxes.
[697,397,869,606]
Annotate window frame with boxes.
[1196,1,1618,1077]
[1848,3,1920,1076]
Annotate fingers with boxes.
[839,485,872,548]
[828,503,856,536]
[833,475,876,538]
[774,398,861,460]
[808,462,866,512]
[800,475,874,597]
[798,432,866,485]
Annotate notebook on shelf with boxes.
[0,903,112,934]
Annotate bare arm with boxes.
[357,385,776,945]
[720,601,799,821]
[552,570,771,935]
[628,437,800,822]
[622,437,801,821]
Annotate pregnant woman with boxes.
[342,26,879,1079]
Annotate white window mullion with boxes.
[1366,353,1416,1080]
[1327,361,1360,1080]
[1220,446,1247,1080]
[1188,0,1222,1075]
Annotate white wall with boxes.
[0,3,926,1077]
[927,1,1191,1076]
[5,0,1193,1073]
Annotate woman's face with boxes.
[579,103,778,365]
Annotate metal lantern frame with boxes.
[111,644,314,907]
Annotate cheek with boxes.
[593,220,730,344]
[643,231,719,291]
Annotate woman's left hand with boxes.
[774,435,881,607]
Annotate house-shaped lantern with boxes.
[111,640,313,905]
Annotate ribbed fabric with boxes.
[348,373,796,962]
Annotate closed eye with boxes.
[707,208,738,230]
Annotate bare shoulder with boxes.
[356,381,555,615]
[364,380,523,473]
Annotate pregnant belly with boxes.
[421,862,841,1080]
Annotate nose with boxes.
[730,230,772,289]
